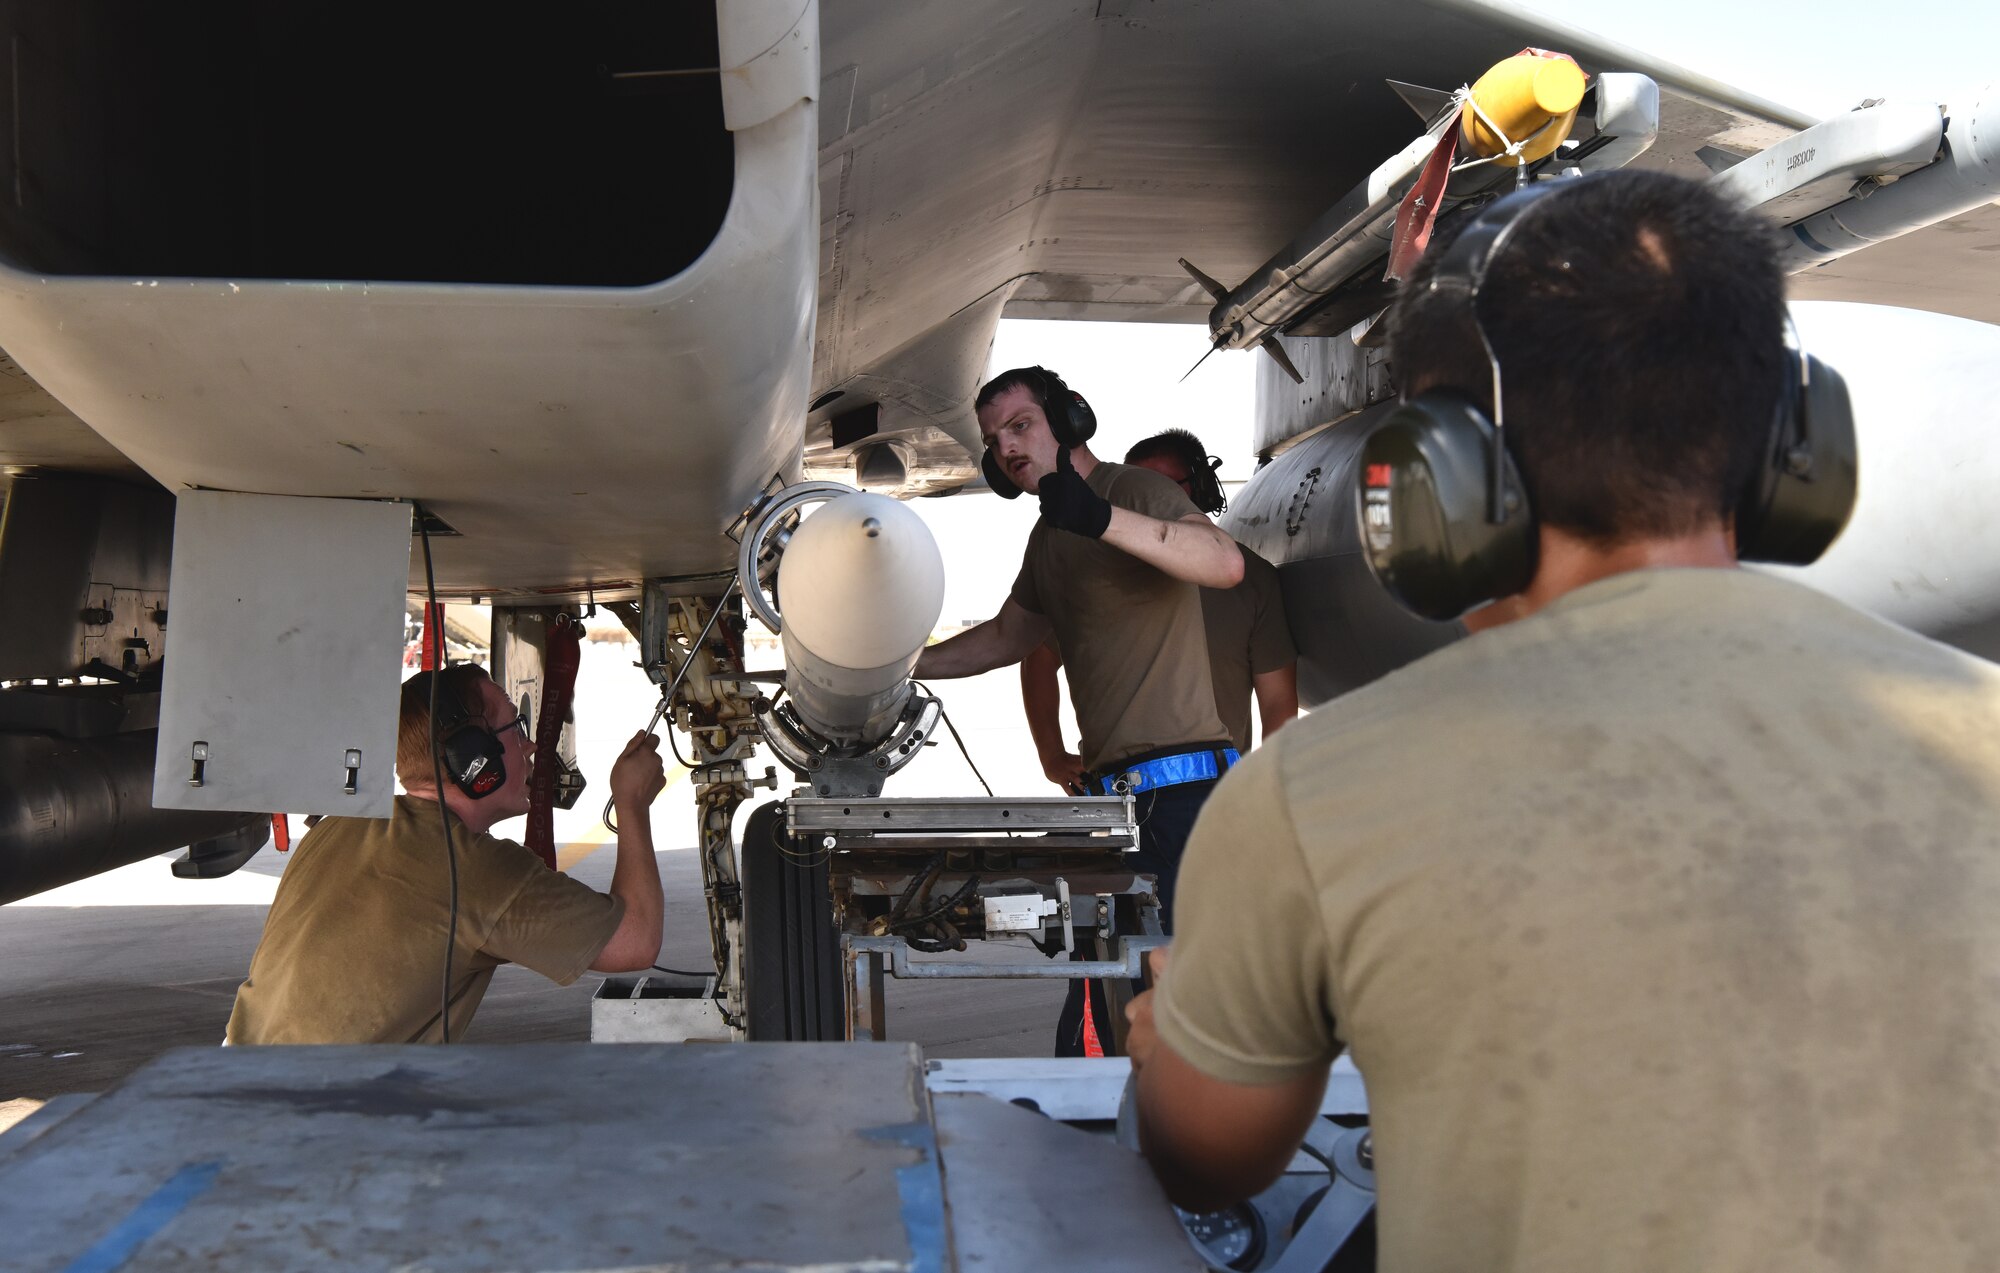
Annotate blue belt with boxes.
[1090,747,1239,795]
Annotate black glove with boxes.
[1037,448,1113,538]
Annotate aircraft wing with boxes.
[0,350,142,480]
[1787,204,2000,323]
[0,0,1987,597]
[805,0,1822,488]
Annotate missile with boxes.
[1460,51,1588,168]
[1185,56,1657,369]
[774,492,945,746]
[1703,82,1998,277]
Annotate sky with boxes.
[906,0,2000,628]
[1511,0,1999,118]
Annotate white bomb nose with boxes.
[776,493,945,744]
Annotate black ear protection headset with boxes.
[409,667,508,799]
[1358,179,1859,623]
[1187,453,1227,516]
[982,366,1099,498]
[1139,440,1227,514]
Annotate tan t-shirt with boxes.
[1011,461,1229,772]
[227,796,621,1044]
[1157,568,2000,1272]
[1203,545,1297,752]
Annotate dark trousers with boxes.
[1055,779,1216,1057]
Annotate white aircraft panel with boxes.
[153,492,411,817]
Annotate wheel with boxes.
[741,800,844,1040]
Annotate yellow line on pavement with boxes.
[555,821,617,871]
[555,764,691,871]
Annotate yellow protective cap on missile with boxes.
[1460,51,1587,167]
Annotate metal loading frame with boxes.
[843,928,1167,1050]
[787,793,1140,837]
[849,934,1166,980]
[779,793,1168,1051]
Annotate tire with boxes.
[741,800,844,1041]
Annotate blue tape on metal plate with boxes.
[861,1122,949,1273]
[63,1160,223,1273]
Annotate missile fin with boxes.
[1178,257,1231,303]
[1259,336,1305,385]
[1386,79,1461,129]
[1352,308,1391,349]
[1697,144,1749,174]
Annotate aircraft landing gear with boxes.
[740,800,843,1041]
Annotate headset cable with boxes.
[916,681,993,797]
[415,503,462,1044]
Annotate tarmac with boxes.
[0,640,1077,1127]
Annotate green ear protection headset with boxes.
[1357,180,1859,623]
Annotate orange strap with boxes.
[1081,978,1106,1058]
[523,616,582,872]
[419,602,445,670]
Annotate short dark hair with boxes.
[1125,428,1208,471]
[976,366,1059,413]
[1388,171,1786,544]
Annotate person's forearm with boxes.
[597,807,664,971]
[1140,1139,1260,1215]
[1254,667,1299,741]
[1101,511,1244,589]
[915,605,1047,680]
[1020,648,1067,762]
[1257,699,1294,741]
[1137,1056,1329,1213]
[914,622,1010,679]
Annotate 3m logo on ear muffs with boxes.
[1360,463,1395,553]
[1359,393,1537,622]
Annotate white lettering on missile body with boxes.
[1364,489,1394,552]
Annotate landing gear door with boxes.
[152,491,411,818]
[490,606,583,805]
